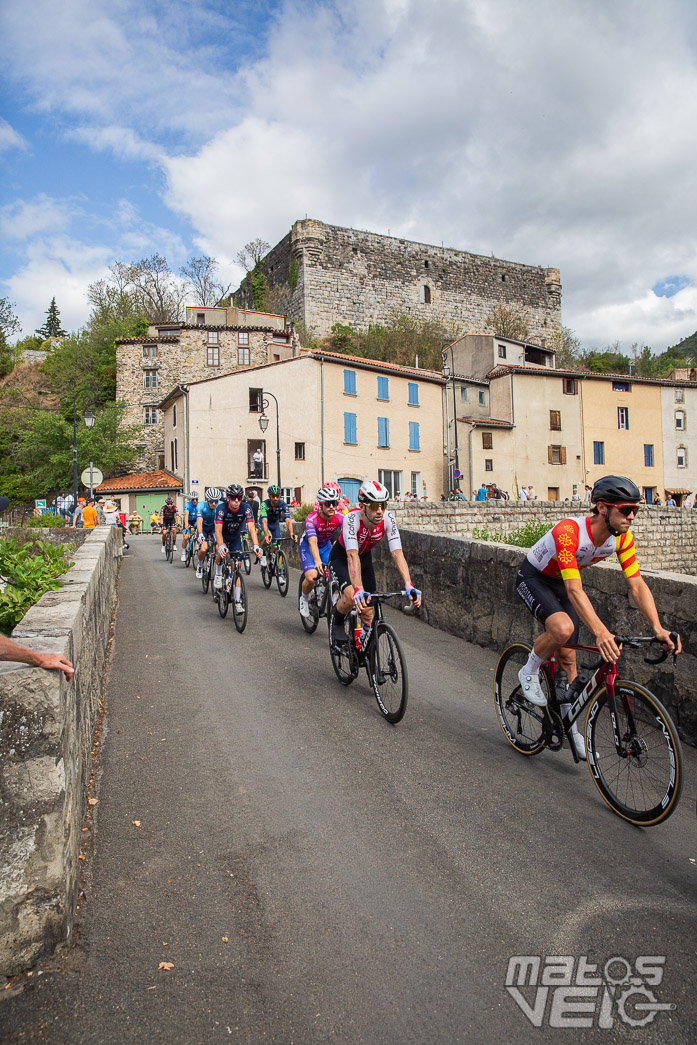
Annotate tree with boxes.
[327,312,457,370]
[0,297,21,343]
[111,254,186,324]
[180,255,231,306]
[35,297,67,340]
[484,305,531,342]
[548,326,581,370]
[235,239,270,271]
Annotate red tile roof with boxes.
[95,470,182,492]
[457,416,514,427]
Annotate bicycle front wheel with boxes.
[276,550,289,597]
[494,642,549,755]
[232,572,248,633]
[185,542,193,568]
[217,577,229,618]
[201,558,211,593]
[369,622,408,724]
[261,562,272,588]
[329,614,357,686]
[585,682,683,826]
[242,547,251,575]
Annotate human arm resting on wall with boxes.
[0,635,74,678]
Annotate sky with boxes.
[2,0,697,353]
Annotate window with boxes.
[272,334,289,344]
[238,347,250,365]
[142,344,157,358]
[548,487,559,501]
[207,345,219,366]
[171,438,178,472]
[295,442,305,461]
[420,285,431,304]
[593,441,604,465]
[549,410,561,430]
[498,344,507,359]
[677,447,687,468]
[378,417,390,447]
[344,369,357,395]
[409,421,420,451]
[143,369,157,388]
[460,387,468,402]
[172,404,177,428]
[485,459,493,471]
[249,388,263,412]
[408,382,419,406]
[675,411,685,430]
[238,331,249,345]
[675,388,684,402]
[617,407,629,429]
[196,313,205,326]
[144,407,157,425]
[410,471,421,496]
[207,330,219,344]
[377,375,389,400]
[478,390,486,406]
[563,378,578,395]
[378,470,403,498]
[482,432,493,449]
[644,444,654,467]
[612,381,630,392]
[248,439,265,478]
[344,412,357,444]
[548,445,567,465]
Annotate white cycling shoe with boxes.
[213,574,223,590]
[298,595,311,619]
[234,599,245,615]
[161,546,166,554]
[570,731,587,760]
[180,551,187,561]
[195,565,203,578]
[517,668,548,706]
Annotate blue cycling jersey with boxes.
[196,502,216,531]
[184,500,199,527]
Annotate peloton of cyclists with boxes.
[329,479,421,648]
[160,496,179,555]
[214,484,262,612]
[515,474,680,759]
[298,485,344,620]
[194,488,221,579]
[181,491,199,562]
[259,485,297,564]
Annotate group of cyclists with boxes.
[154,472,679,761]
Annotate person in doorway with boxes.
[252,447,264,478]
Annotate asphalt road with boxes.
[3,536,697,1044]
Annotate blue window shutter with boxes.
[344,412,357,443]
[378,417,389,446]
[408,382,419,405]
[344,369,356,394]
[409,421,420,450]
[377,375,389,399]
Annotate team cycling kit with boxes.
[196,501,217,540]
[214,501,254,554]
[161,504,177,527]
[329,508,402,594]
[183,500,199,531]
[298,509,344,572]
[259,498,290,540]
[516,514,640,641]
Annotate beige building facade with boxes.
[159,351,445,506]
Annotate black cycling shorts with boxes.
[516,560,580,642]
[328,544,377,596]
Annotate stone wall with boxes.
[389,501,697,575]
[370,530,697,746]
[0,527,121,975]
[235,218,562,342]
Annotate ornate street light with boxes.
[72,388,98,511]
[258,391,281,489]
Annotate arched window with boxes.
[420,285,431,305]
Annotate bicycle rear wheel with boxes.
[166,533,173,563]
[201,556,211,593]
[217,573,229,617]
[585,682,683,826]
[298,576,319,634]
[329,614,357,685]
[261,560,272,588]
[494,642,550,755]
[276,550,289,597]
[369,622,408,724]
[232,572,248,633]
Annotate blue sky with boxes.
[2,0,697,353]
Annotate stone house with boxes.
[158,351,445,506]
[115,306,300,471]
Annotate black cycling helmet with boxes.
[225,483,244,499]
[591,475,641,505]
[267,484,280,496]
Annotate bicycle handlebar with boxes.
[577,633,678,669]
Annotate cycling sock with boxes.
[559,702,580,734]
[215,564,222,576]
[333,608,346,628]
[523,650,544,676]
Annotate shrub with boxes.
[0,537,73,634]
[292,503,314,524]
[25,513,67,528]
[472,520,548,548]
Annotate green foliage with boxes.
[250,263,268,311]
[288,256,299,292]
[485,305,531,342]
[472,520,549,547]
[327,312,456,371]
[0,536,73,634]
[35,297,67,340]
[25,513,67,528]
[579,349,631,374]
[292,503,314,524]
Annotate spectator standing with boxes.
[527,485,537,500]
[71,498,87,528]
[476,483,487,502]
[252,447,264,478]
[519,486,528,501]
[584,485,592,502]
[80,499,99,528]
[666,494,676,507]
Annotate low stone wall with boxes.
[0,527,121,975]
[391,502,697,574]
[372,530,696,745]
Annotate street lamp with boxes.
[258,391,281,490]
[72,388,98,511]
[441,343,460,490]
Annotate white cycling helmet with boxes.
[358,480,389,504]
[189,491,199,500]
[206,487,222,502]
[317,485,339,503]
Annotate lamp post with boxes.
[442,343,460,491]
[258,391,281,490]
[72,388,98,512]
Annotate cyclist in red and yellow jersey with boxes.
[515,475,680,758]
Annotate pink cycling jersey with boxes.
[303,509,343,547]
[338,508,402,555]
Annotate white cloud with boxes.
[0,195,74,241]
[0,117,26,153]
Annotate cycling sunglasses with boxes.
[227,495,242,502]
[321,500,339,508]
[612,502,641,517]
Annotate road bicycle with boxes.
[494,635,683,826]
[163,524,175,563]
[260,537,290,597]
[200,539,216,594]
[297,564,331,634]
[214,551,248,632]
[240,532,253,575]
[328,591,410,724]
[183,529,195,568]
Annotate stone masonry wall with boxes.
[0,527,121,975]
[370,530,697,746]
[235,219,562,343]
[389,501,697,575]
